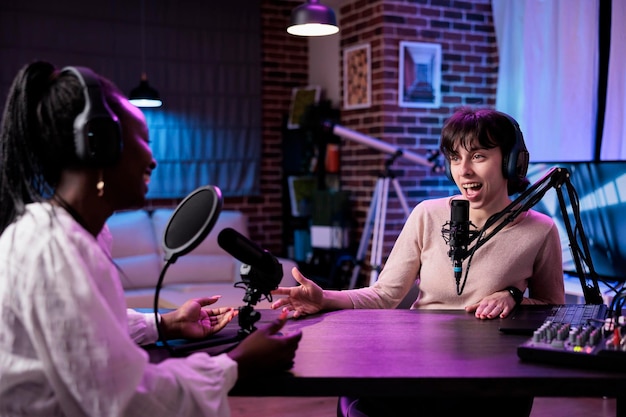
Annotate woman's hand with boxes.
[228,309,302,379]
[160,296,237,340]
[465,290,515,320]
[270,267,325,318]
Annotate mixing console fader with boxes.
[517,319,626,372]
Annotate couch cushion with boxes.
[126,255,298,309]
[108,210,159,256]
[150,209,249,254]
[107,210,163,289]
[150,208,249,284]
[162,254,238,285]
[107,208,298,302]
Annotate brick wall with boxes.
[233,0,497,280]
[222,1,308,255]
[336,0,497,277]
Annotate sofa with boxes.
[105,208,298,310]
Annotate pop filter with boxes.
[154,184,223,354]
[161,185,223,263]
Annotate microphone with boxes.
[217,227,283,296]
[447,199,470,283]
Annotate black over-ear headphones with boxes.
[500,112,529,181]
[61,66,122,166]
[444,112,529,182]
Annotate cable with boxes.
[455,227,484,296]
[153,260,174,355]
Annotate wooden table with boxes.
[147,308,626,415]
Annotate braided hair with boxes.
[0,61,94,233]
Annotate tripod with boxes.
[348,158,411,289]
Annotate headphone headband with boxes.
[499,112,529,181]
[61,66,122,166]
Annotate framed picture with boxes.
[288,85,321,129]
[343,43,371,110]
[398,41,441,108]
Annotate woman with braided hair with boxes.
[0,61,301,417]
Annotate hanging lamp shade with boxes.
[129,0,162,108]
[129,72,162,108]
[287,0,339,37]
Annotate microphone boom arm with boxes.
[469,167,603,305]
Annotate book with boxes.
[287,176,317,217]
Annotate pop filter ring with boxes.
[162,185,223,263]
[153,185,223,354]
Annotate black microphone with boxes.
[218,227,284,336]
[217,227,283,295]
[448,199,470,283]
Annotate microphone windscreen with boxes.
[217,227,267,268]
[218,227,283,295]
[162,185,223,262]
[451,199,469,223]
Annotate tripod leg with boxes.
[369,177,389,286]
[391,177,411,219]
[348,178,382,289]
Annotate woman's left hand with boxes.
[160,296,238,340]
[464,290,515,320]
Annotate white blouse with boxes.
[0,203,237,417]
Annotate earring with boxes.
[96,171,105,197]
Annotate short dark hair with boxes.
[439,107,530,195]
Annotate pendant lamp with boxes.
[287,0,339,37]
[129,0,162,107]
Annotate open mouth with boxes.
[462,182,482,197]
[462,182,482,191]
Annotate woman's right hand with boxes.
[270,267,324,318]
[227,309,302,379]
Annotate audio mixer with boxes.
[517,315,626,372]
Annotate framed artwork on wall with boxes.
[288,85,321,129]
[398,41,441,108]
[343,43,371,110]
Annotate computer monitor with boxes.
[525,161,626,283]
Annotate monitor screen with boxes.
[524,161,626,282]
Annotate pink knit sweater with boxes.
[346,196,565,310]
